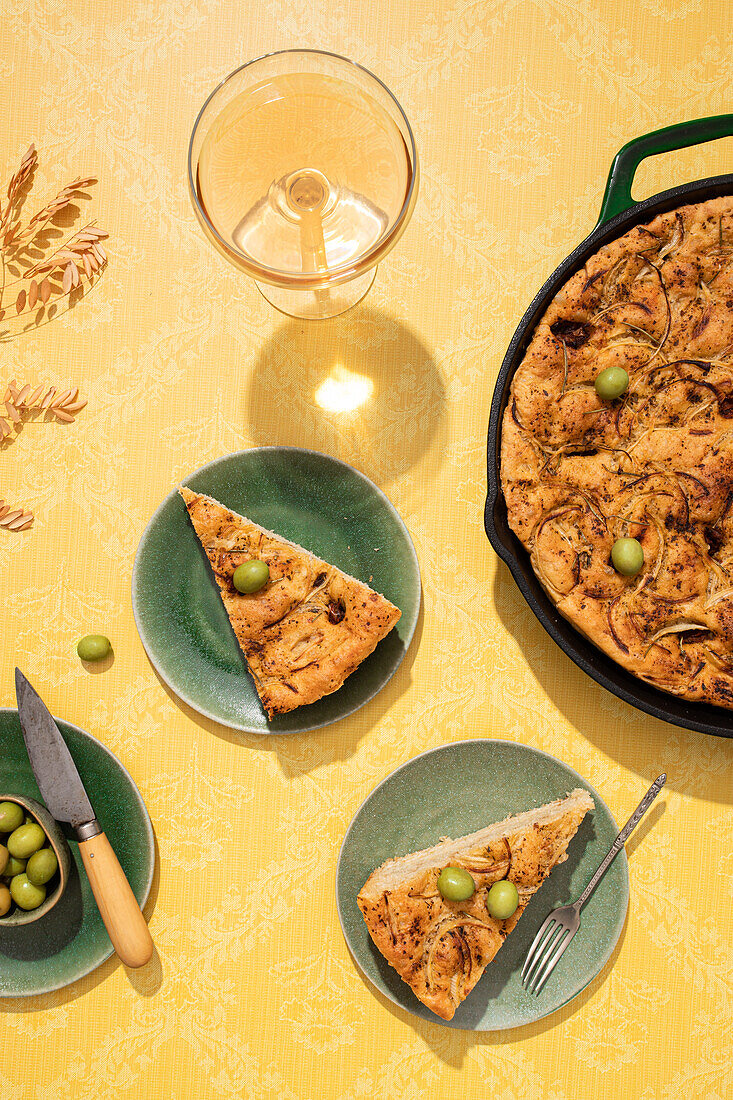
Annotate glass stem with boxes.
[299,208,331,311]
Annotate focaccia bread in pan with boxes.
[501,196,733,709]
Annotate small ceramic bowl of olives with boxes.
[0,794,72,926]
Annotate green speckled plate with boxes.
[132,447,421,734]
[0,709,154,998]
[337,740,629,1031]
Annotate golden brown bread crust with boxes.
[357,791,593,1020]
[501,196,733,709]
[180,487,401,718]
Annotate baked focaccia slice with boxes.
[180,487,402,718]
[358,789,593,1020]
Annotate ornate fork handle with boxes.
[576,774,666,912]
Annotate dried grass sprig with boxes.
[0,499,33,531]
[0,377,87,531]
[25,224,108,279]
[0,144,37,244]
[0,377,87,438]
[10,176,98,252]
[0,144,108,336]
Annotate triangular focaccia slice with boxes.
[358,789,593,1020]
[180,487,402,719]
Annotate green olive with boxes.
[10,873,46,911]
[0,844,7,875]
[3,855,26,878]
[437,866,475,902]
[0,883,10,916]
[7,823,46,859]
[611,537,645,576]
[77,634,112,662]
[233,560,270,594]
[0,801,24,833]
[26,848,58,887]
[595,366,629,400]
[487,879,519,920]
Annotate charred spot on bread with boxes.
[550,319,592,348]
[327,599,346,624]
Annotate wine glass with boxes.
[188,50,418,320]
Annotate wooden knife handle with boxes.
[79,831,154,968]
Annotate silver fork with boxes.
[521,773,666,995]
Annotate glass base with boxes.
[254,267,376,319]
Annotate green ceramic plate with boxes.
[337,740,629,1030]
[0,709,154,997]
[132,447,421,734]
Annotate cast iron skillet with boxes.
[485,114,733,738]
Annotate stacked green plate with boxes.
[0,709,154,997]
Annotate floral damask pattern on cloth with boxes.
[1,1,732,1099]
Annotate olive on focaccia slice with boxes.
[358,789,593,1021]
[179,487,401,718]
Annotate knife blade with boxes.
[15,668,154,969]
[15,669,96,830]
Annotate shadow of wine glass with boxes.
[244,306,447,486]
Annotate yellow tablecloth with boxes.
[2,2,732,1097]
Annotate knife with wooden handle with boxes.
[15,668,153,968]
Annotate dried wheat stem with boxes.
[0,498,33,531]
[0,378,87,436]
[10,176,98,253]
[0,144,37,240]
[0,222,108,294]
[25,221,109,280]
[0,266,103,325]
[0,146,109,333]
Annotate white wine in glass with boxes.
[188,50,418,319]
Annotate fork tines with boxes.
[521,912,577,995]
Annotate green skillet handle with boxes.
[596,114,733,227]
